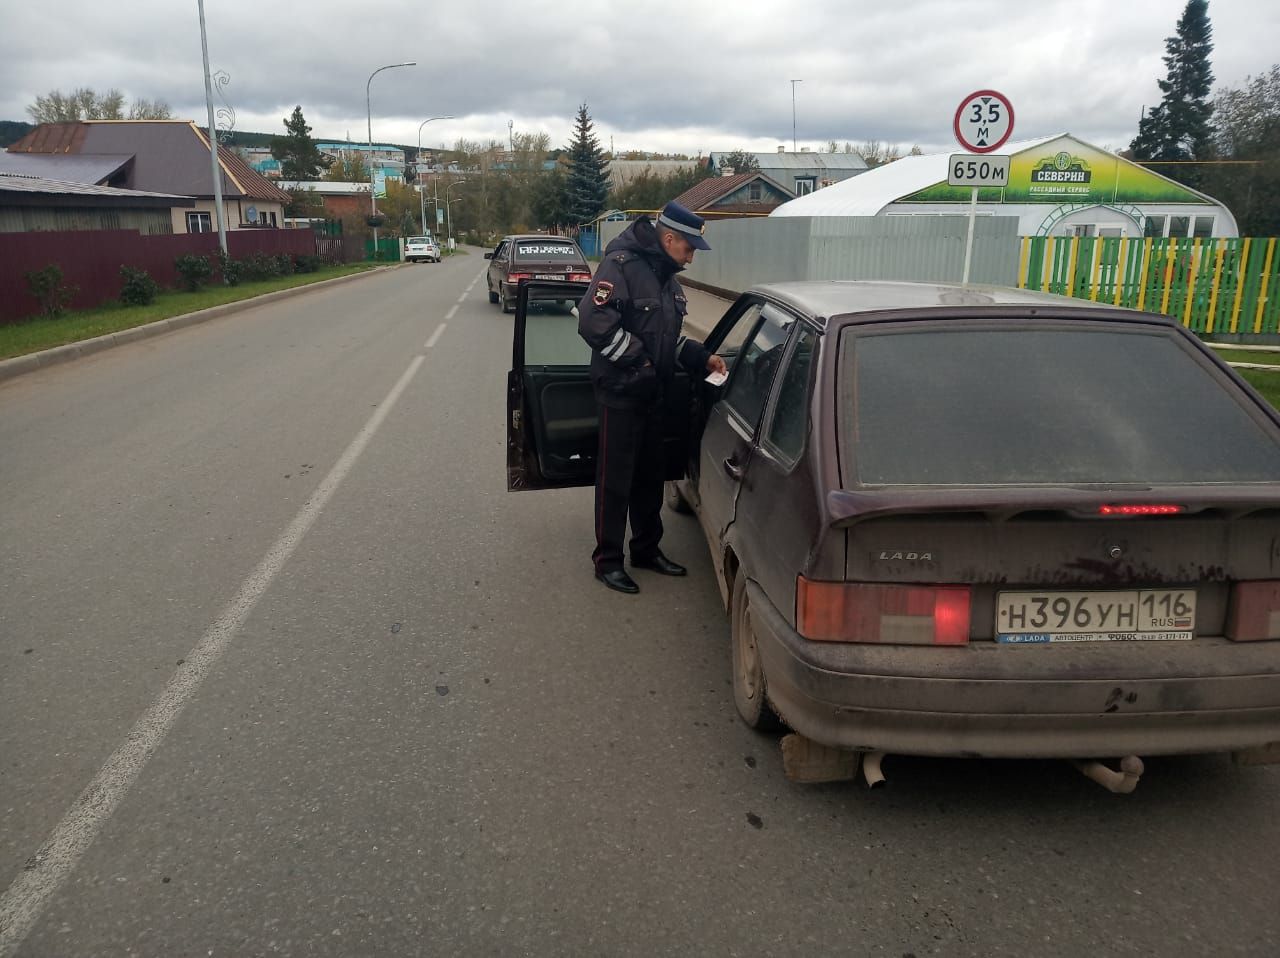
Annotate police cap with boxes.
[657,201,711,251]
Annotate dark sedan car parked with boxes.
[507,279,1280,789]
[485,234,592,314]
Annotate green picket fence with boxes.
[1019,235,1280,336]
[364,236,402,262]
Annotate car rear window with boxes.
[840,324,1280,486]
[514,241,583,263]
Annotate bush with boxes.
[293,254,321,274]
[25,264,78,318]
[274,253,294,276]
[240,253,280,282]
[119,265,160,306]
[217,248,243,287]
[175,253,214,291]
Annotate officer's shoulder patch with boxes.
[592,281,614,306]
[612,251,634,265]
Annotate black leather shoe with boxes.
[631,553,687,577]
[595,569,640,594]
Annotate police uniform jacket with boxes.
[577,217,710,410]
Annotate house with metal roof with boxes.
[0,172,194,233]
[3,120,292,234]
[707,149,868,197]
[670,171,794,218]
[770,133,1238,238]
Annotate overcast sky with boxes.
[2,1,1276,157]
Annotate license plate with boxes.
[995,589,1195,643]
[534,274,563,280]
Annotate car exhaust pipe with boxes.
[1072,755,1145,794]
[861,750,887,789]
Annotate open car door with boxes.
[507,280,689,491]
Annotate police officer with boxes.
[578,201,727,594]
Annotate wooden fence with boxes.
[1019,236,1279,337]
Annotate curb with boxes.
[0,264,404,386]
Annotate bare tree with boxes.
[27,87,170,122]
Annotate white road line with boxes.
[445,304,459,321]
[0,355,427,958]
[425,323,447,349]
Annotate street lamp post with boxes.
[196,0,227,256]
[790,79,803,153]
[366,61,416,257]
[445,183,464,251]
[417,115,453,234]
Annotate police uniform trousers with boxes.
[592,400,665,573]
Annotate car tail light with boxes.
[1098,504,1185,516]
[796,577,970,645]
[1227,581,1280,641]
[507,272,532,282]
[568,272,591,282]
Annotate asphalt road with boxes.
[1,252,1277,957]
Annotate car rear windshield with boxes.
[840,324,1280,486]
[514,240,582,263]
[408,237,431,244]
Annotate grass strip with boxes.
[0,264,377,360]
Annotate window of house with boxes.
[1169,215,1191,238]
[1143,215,1167,238]
[187,212,212,233]
[1193,215,1214,238]
[795,177,816,195]
[748,182,763,202]
[1069,224,1096,238]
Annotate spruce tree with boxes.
[270,106,331,181]
[562,104,609,225]
[1130,0,1215,188]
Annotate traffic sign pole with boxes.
[952,89,1014,286]
[962,187,978,286]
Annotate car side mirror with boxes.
[484,253,493,259]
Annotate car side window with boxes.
[764,328,817,463]
[706,302,763,374]
[493,241,508,261]
[722,305,796,432]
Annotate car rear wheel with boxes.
[731,572,785,732]
[664,480,693,514]
[488,285,499,304]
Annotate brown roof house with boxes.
[670,171,794,219]
[4,120,292,234]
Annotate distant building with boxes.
[707,149,868,196]
[606,158,701,191]
[771,133,1238,238]
[3,120,291,232]
[670,171,793,218]
[0,171,193,233]
[316,142,406,181]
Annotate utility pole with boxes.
[790,79,803,153]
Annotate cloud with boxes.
[2,0,1275,156]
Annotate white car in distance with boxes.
[405,236,441,263]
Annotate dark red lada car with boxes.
[507,279,1280,786]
